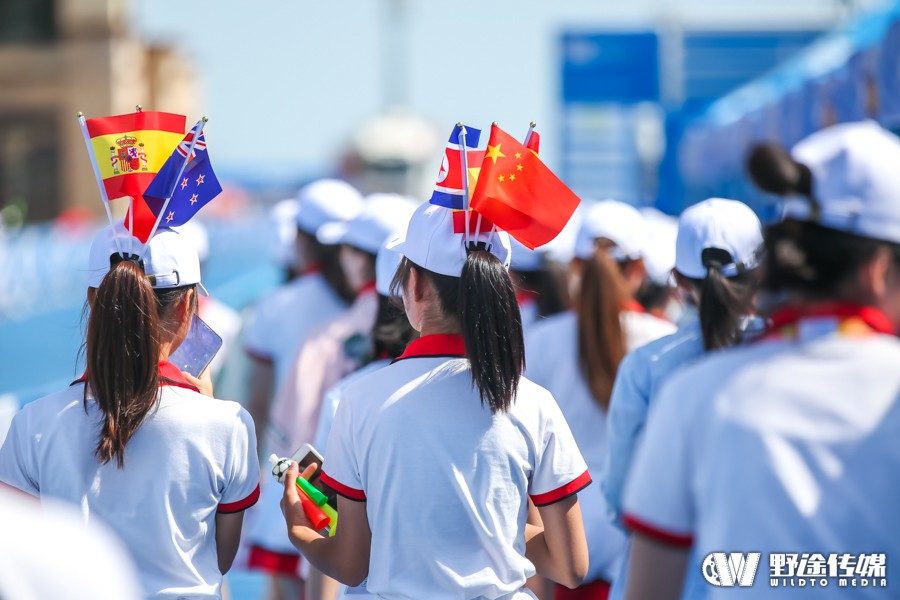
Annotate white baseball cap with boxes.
[295,179,364,236]
[574,200,647,261]
[388,203,512,277]
[317,194,417,255]
[173,221,210,263]
[675,198,763,279]
[88,224,201,290]
[640,208,678,286]
[785,121,900,244]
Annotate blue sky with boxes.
[131,0,881,185]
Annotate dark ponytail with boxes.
[459,250,525,413]
[372,293,417,360]
[300,230,355,303]
[85,261,196,468]
[576,249,628,410]
[694,248,758,350]
[392,252,525,413]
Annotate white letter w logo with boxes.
[702,552,761,587]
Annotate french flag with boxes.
[430,124,482,210]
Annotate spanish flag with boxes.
[84,112,186,203]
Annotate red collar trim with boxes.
[622,299,645,313]
[395,334,466,361]
[765,303,896,339]
[302,262,322,276]
[357,281,377,296]
[71,360,199,392]
[516,290,538,306]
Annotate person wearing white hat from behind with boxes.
[602,198,763,600]
[243,179,362,460]
[250,194,416,596]
[624,122,900,600]
[306,231,419,600]
[0,225,260,599]
[279,202,590,599]
[525,200,675,599]
[509,237,569,336]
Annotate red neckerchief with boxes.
[394,334,466,362]
[762,303,896,341]
[302,262,322,276]
[72,360,200,392]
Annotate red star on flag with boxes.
[196,174,205,185]
[180,177,189,190]
[190,194,199,205]
[166,211,175,223]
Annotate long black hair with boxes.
[86,261,196,467]
[392,251,525,413]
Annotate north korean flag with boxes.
[429,124,482,210]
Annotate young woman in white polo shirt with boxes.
[601,198,763,600]
[0,227,260,599]
[623,121,900,599]
[279,203,590,599]
[525,200,675,599]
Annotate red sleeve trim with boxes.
[320,471,366,502]
[245,347,275,363]
[623,513,694,548]
[247,545,301,576]
[530,470,592,506]
[218,483,260,514]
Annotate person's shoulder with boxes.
[18,385,84,420]
[630,320,703,363]
[162,388,251,427]
[526,311,575,346]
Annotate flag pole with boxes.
[138,116,207,256]
[77,112,124,259]
[458,123,471,248]
[128,104,143,256]
[524,121,536,149]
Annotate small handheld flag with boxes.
[430,124,484,210]
[470,124,580,249]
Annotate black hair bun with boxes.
[746,143,812,197]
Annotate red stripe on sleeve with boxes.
[623,513,694,548]
[320,471,366,502]
[218,483,260,514]
[530,470,592,506]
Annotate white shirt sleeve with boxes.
[622,368,698,547]
[313,384,342,456]
[528,387,591,506]
[321,393,366,501]
[0,406,40,496]
[218,406,261,513]
[602,349,651,528]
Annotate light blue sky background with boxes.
[131,0,881,185]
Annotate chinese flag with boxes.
[470,124,579,249]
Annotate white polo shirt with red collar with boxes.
[524,306,675,584]
[0,361,260,600]
[322,334,590,600]
[623,304,900,599]
[243,269,348,388]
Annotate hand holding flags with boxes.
[470,124,580,249]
